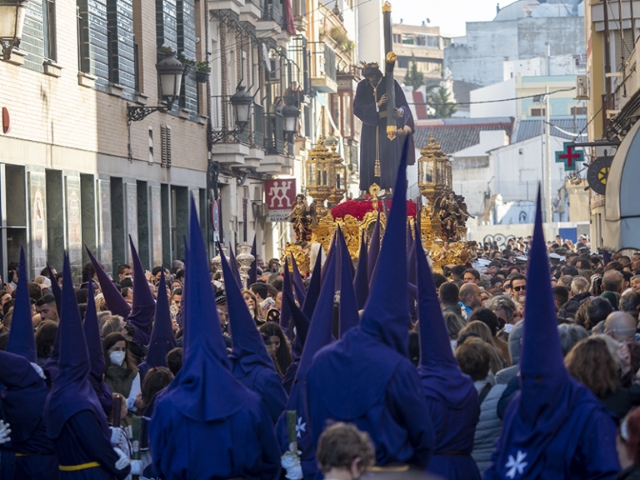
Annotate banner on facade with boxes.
[265,178,296,222]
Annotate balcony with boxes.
[240,0,262,23]
[257,0,283,36]
[208,0,244,16]
[309,41,338,93]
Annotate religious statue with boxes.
[354,63,415,195]
[434,191,474,242]
[284,194,316,242]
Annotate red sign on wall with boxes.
[265,178,296,222]
[2,108,10,134]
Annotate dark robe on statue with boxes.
[354,77,415,191]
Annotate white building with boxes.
[445,0,586,88]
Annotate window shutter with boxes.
[161,125,172,168]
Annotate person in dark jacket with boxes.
[558,276,591,321]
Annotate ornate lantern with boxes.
[327,144,347,207]
[306,136,333,214]
[0,0,28,60]
[418,134,451,203]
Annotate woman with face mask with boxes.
[102,332,142,424]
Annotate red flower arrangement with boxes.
[331,199,417,221]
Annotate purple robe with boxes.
[354,77,415,191]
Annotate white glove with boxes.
[130,459,143,475]
[281,446,303,480]
[0,420,11,444]
[30,362,46,380]
[113,447,130,471]
[109,427,125,446]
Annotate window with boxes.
[393,33,401,43]
[416,36,426,46]
[426,36,439,48]
[402,35,414,45]
[571,106,586,115]
[42,0,56,61]
[531,108,546,117]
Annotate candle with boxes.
[243,198,248,243]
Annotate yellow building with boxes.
[585,0,640,251]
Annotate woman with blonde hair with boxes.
[242,289,265,326]
[458,321,506,374]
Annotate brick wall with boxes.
[0,0,207,177]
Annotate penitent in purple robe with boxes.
[354,77,415,191]
[415,223,481,480]
[484,191,619,480]
[307,140,435,469]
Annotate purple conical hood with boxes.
[353,235,369,310]
[519,189,569,415]
[360,140,410,356]
[44,253,106,439]
[302,250,323,319]
[83,281,114,416]
[228,243,243,289]
[165,196,248,422]
[280,258,293,340]
[367,212,381,283]
[416,222,475,406]
[286,289,310,361]
[406,222,414,254]
[127,236,156,346]
[338,233,359,337]
[139,271,176,378]
[294,250,336,382]
[290,255,307,305]
[86,247,131,319]
[221,251,275,373]
[6,247,36,362]
[321,234,337,285]
[83,281,105,379]
[248,235,258,286]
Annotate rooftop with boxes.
[512,117,587,143]
[414,118,515,155]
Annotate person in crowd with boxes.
[242,288,265,325]
[459,283,483,319]
[559,276,591,320]
[259,322,293,375]
[459,321,506,374]
[166,347,183,376]
[621,291,640,321]
[35,319,57,366]
[605,312,639,343]
[468,308,510,366]
[455,338,507,475]
[566,336,640,421]
[509,273,527,305]
[316,423,376,480]
[557,323,589,356]
[587,297,615,331]
[616,408,640,480]
[102,332,142,418]
[463,269,481,285]
[439,282,465,324]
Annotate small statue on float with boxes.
[433,190,474,242]
[284,194,317,243]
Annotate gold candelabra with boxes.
[306,136,333,216]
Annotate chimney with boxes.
[421,20,425,26]
[496,2,500,14]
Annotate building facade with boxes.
[0,0,209,278]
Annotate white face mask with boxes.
[110,351,125,366]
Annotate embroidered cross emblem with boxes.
[505,450,528,479]
[296,417,306,438]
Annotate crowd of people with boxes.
[1,153,640,479]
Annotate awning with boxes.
[604,119,640,251]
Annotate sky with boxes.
[390,0,504,37]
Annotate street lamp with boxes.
[282,104,300,139]
[210,85,255,144]
[0,0,28,61]
[127,51,186,123]
[230,86,253,130]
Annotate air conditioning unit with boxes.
[575,75,589,100]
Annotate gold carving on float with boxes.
[386,125,397,141]
[281,136,476,275]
